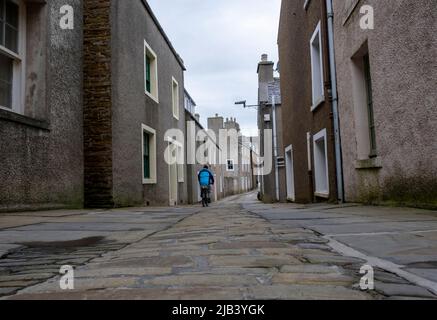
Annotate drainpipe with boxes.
[326,0,344,203]
[272,96,280,202]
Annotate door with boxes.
[168,142,178,206]
[285,145,295,201]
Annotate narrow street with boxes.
[1,193,436,300]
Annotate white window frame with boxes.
[142,124,157,185]
[226,159,235,172]
[285,145,296,201]
[176,143,184,183]
[0,0,26,114]
[313,128,329,198]
[310,21,325,112]
[144,40,159,103]
[171,76,179,120]
[166,136,184,183]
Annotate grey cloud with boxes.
[147,0,281,135]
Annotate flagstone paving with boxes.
[0,193,436,300]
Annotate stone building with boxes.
[332,0,437,207]
[278,0,341,204]
[85,0,189,207]
[257,54,286,203]
[184,90,225,204]
[0,0,84,211]
[0,0,193,210]
[207,115,253,197]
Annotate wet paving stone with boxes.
[2,193,437,300]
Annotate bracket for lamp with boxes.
[234,100,260,109]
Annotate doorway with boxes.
[168,142,178,206]
[285,145,295,201]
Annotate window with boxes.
[310,22,324,111]
[227,159,234,171]
[363,53,377,157]
[313,129,329,198]
[142,124,157,184]
[0,0,23,112]
[1,0,19,53]
[144,40,158,103]
[172,77,179,120]
[351,44,378,160]
[0,53,12,108]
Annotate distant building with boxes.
[257,54,286,203]
[184,92,225,204]
[208,115,254,197]
[184,89,197,116]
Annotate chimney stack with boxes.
[258,53,275,104]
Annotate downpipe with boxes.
[272,96,280,202]
[326,0,344,203]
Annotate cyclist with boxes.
[198,165,214,207]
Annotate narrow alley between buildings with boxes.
[1,193,436,300]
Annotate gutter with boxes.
[140,0,186,71]
[326,0,345,203]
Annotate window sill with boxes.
[145,91,159,104]
[355,157,382,170]
[0,108,50,131]
[315,191,329,199]
[311,96,325,112]
[143,178,157,185]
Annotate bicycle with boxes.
[201,186,210,207]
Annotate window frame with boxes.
[313,129,329,198]
[171,76,179,120]
[226,159,235,172]
[0,0,25,114]
[176,143,184,183]
[144,40,159,103]
[363,53,377,158]
[142,124,157,185]
[310,21,325,112]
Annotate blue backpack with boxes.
[198,169,213,186]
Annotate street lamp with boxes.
[236,96,280,202]
[234,100,261,193]
[235,100,259,109]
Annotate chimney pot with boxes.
[261,54,268,62]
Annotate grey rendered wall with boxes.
[111,0,187,207]
[258,104,287,203]
[333,0,437,206]
[0,0,84,211]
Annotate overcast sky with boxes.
[148,0,281,136]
